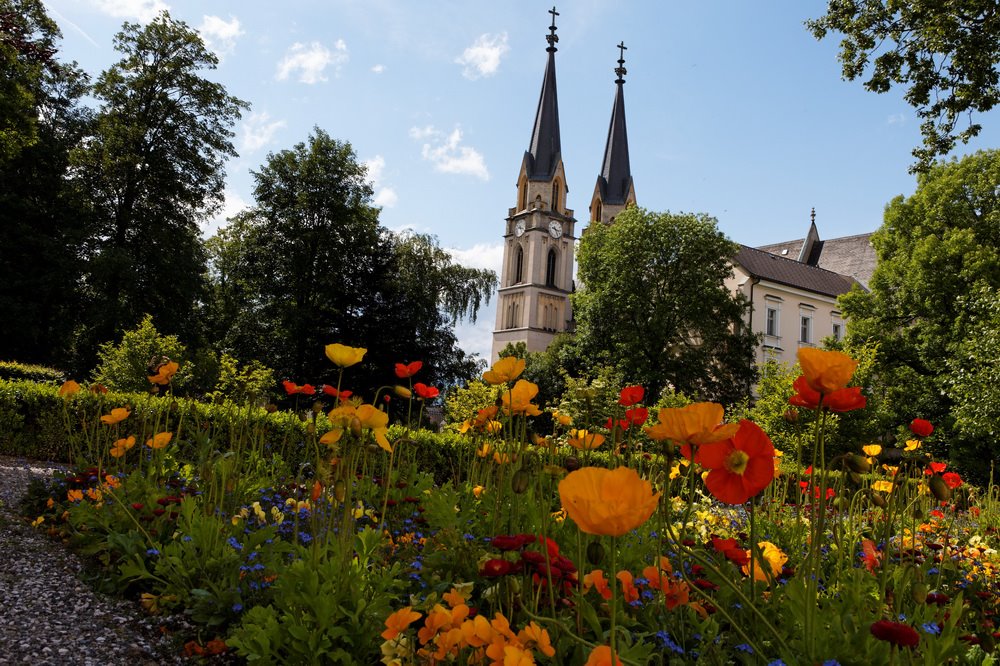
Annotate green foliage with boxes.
[444,379,499,425]
[808,2,1000,171]
[841,150,1000,480]
[0,361,63,383]
[210,353,275,406]
[573,206,758,404]
[91,315,190,394]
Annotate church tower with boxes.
[589,43,636,225]
[492,8,576,360]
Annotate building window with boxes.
[551,180,560,212]
[514,246,523,284]
[800,315,812,343]
[593,199,602,222]
[519,180,527,211]
[765,307,779,337]
[545,249,557,287]
[832,322,843,341]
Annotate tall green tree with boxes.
[841,150,1000,477]
[573,207,758,404]
[71,12,247,367]
[0,0,91,365]
[808,2,1000,171]
[207,129,496,394]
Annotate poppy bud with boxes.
[564,455,580,472]
[306,423,316,434]
[783,409,799,424]
[848,471,863,486]
[911,582,928,604]
[394,385,412,399]
[870,491,888,509]
[511,469,531,494]
[929,475,951,502]
[334,479,347,502]
[264,403,278,413]
[350,416,362,437]
[587,540,605,566]
[312,401,324,414]
[846,454,871,474]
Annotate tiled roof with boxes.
[757,232,876,289]
[734,245,859,297]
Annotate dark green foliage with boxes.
[0,361,64,383]
[573,207,758,405]
[808,2,1000,171]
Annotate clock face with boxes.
[548,221,563,238]
[514,220,526,237]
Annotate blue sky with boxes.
[42,0,999,361]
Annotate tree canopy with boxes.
[572,207,758,404]
[808,1,1000,171]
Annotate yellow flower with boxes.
[567,429,605,451]
[904,439,921,452]
[58,380,81,397]
[325,343,367,368]
[644,402,738,446]
[797,347,858,394]
[103,474,121,489]
[148,361,179,385]
[31,516,44,527]
[110,435,136,458]
[146,432,172,449]
[742,541,788,583]
[100,407,131,425]
[482,356,525,385]
[86,487,102,502]
[357,404,392,452]
[319,429,343,446]
[486,420,503,434]
[558,466,660,537]
[501,379,542,416]
[862,444,882,457]
[472,485,485,499]
[873,480,894,493]
[552,410,572,426]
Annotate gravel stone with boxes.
[0,457,188,665]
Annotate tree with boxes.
[0,0,92,365]
[841,150,1000,478]
[207,129,496,395]
[71,12,247,367]
[573,207,758,404]
[808,2,1000,171]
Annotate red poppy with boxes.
[925,461,947,476]
[788,376,866,412]
[322,385,352,401]
[491,534,532,551]
[870,620,919,647]
[696,420,776,504]
[619,385,645,407]
[710,537,750,567]
[942,472,963,489]
[910,418,934,438]
[413,382,439,400]
[283,380,315,395]
[605,417,627,431]
[625,407,648,427]
[395,361,423,378]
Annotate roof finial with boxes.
[810,207,816,225]
[615,41,627,83]
[546,7,559,52]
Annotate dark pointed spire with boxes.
[598,42,632,205]
[525,7,562,180]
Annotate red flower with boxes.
[925,461,947,475]
[696,420,776,504]
[605,417,627,431]
[413,382,439,400]
[395,361,423,378]
[710,537,750,567]
[322,385,352,401]
[870,620,920,648]
[481,558,517,577]
[492,535,531,551]
[788,376,866,412]
[942,472,963,489]
[910,418,934,438]
[618,385,645,407]
[625,407,649,427]
[283,380,315,395]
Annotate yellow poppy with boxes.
[100,407,131,425]
[357,404,391,452]
[485,420,503,434]
[797,348,858,394]
[325,343,367,368]
[552,410,572,426]
[319,429,343,446]
[58,380,81,397]
[148,361,179,385]
[862,444,882,457]
[558,466,660,537]
[742,541,788,583]
[146,432,172,449]
[501,379,542,416]
[644,402,738,446]
[873,480,894,493]
[904,439,922,452]
[110,435,136,458]
[567,429,606,451]
[482,356,525,385]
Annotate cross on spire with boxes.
[546,6,559,51]
[615,41,627,83]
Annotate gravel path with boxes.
[0,457,188,665]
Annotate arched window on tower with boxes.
[551,180,560,212]
[519,179,528,211]
[514,245,524,284]
[593,199,602,223]
[545,249,557,287]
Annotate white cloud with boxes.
[445,242,503,273]
[91,0,169,22]
[363,155,398,208]
[887,113,907,125]
[455,32,509,80]
[241,112,286,153]
[409,125,489,181]
[448,242,502,360]
[371,64,385,74]
[202,189,248,237]
[198,15,243,59]
[276,40,348,84]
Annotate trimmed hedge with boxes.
[0,361,65,384]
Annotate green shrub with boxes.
[91,314,191,394]
[0,361,64,383]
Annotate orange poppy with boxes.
[585,645,623,666]
[148,361,179,385]
[567,429,605,451]
[742,541,788,583]
[483,356,525,385]
[100,407,131,425]
[501,379,542,416]
[146,432,172,449]
[110,435,136,458]
[789,376,866,412]
[558,466,660,537]
[644,402,739,456]
[696,419,775,504]
[58,380,81,397]
[381,606,422,640]
[798,347,857,393]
